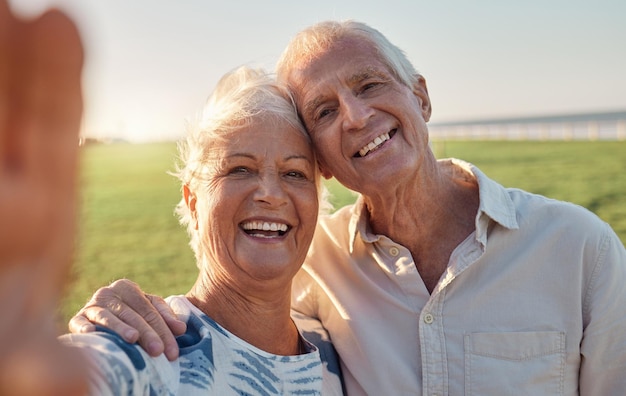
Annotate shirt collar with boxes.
[348,195,373,253]
[347,159,519,251]
[450,159,519,246]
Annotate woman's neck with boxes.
[186,275,302,356]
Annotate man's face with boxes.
[287,37,432,195]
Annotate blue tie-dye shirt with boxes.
[61,296,343,395]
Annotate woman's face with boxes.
[192,116,318,289]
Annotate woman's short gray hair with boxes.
[171,66,331,261]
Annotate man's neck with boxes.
[364,161,479,293]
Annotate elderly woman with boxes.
[55,66,342,394]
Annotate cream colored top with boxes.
[292,159,626,395]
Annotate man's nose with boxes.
[341,95,374,132]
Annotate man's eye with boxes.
[317,108,333,120]
[361,82,378,93]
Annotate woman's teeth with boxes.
[241,221,288,237]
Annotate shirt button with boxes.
[424,313,434,324]
[389,247,399,256]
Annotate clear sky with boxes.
[10,0,626,142]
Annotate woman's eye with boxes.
[286,170,306,179]
[229,166,250,175]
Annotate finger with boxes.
[108,280,180,357]
[84,290,168,357]
[77,282,146,342]
[68,312,123,338]
[0,7,84,300]
[27,8,83,183]
[110,281,176,334]
[74,306,140,344]
[144,295,184,361]
[146,294,187,335]
[0,0,19,170]
[127,306,175,359]
[77,304,170,358]
[4,8,83,175]
[27,9,83,296]
[83,280,177,358]
[67,314,97,334]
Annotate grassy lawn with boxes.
[58,140,626,325]
[433,140,626,242]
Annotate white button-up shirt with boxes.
[292,159,626,395]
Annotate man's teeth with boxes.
[358,132,390,157]
[241,221,288,232]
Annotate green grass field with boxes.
[59,140,626,325]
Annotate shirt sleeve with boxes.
[291,268,320,318]
[291,310,345,395]
[579,222,626,395]
[59,328,179,395]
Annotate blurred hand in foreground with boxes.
[0,0,86,394]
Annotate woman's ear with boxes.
[412,74,432,122]
[183,184,199,230]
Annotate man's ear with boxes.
[319,161,333,180]
[412,74,432,122]
[183,184,198,230]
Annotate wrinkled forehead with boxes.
[230,113,310,145]
[198,117,315,173]
[286,38,390,115]
[286,38,382,97]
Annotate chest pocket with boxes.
[464,331,565,395]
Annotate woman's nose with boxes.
[253,174,288,206]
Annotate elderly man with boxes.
[71,20,626,395]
